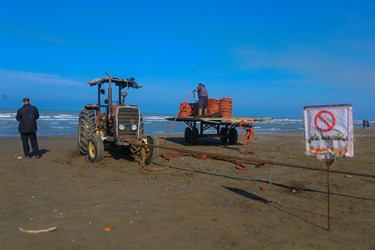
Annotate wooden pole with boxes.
[325,158,334,231]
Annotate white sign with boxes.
[303,104,353,159]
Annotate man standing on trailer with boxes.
[193,83,208,116]
[16,97,41,159]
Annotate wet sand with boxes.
[0,129,374,249]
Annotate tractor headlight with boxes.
[119,124,126,130]
[131,124,138,131]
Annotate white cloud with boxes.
[233,46,375,92]
[0,69,85,86]
[30,32,68,45]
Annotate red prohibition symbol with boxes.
[314,110,336,132]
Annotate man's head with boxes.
[198,83,204,86]
[23,97,30,104]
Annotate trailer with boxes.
[165,116,272,145]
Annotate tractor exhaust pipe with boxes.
[105,71,113,128]
[105,71,112,108]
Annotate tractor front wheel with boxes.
[140,135,159,165]
[88,134,104,163]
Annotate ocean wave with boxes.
[41,118,77,121]
[54,114,79,119]
[144,117,169,122]
[262,128,281,131]
[51,126,70,129]
[0,126,14,129]
[40,115,51,119]
[268,119,302,123]
[0,113,16,118]
[143,115,168,120]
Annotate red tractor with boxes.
[78,72,158,164]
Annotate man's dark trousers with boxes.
[21,133,39,157]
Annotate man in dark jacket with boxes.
[16,97,40,158]
[193,83,208,116]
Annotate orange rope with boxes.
[239,119,255,154]
[206,98,220,115]
[178,101,192,117]
[159,151,264,171]
[138,147,170,171]
[219,98,232,117]
[160,91,194,144]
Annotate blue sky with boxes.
[0,0,374,119]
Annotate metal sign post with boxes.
[303,104,353,231]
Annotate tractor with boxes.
[78,72,158,164]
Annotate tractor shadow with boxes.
[104,145,139,162]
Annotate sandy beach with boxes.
[0,129,374,249]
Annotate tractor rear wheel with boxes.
[88,134,104,163]
[78,110,96,155]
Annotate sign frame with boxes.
[303,103,354,159]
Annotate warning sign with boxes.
[314,110,336,132]
[303,104,353,159]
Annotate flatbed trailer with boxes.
[165,116,272,145]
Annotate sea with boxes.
[0,109,370,137]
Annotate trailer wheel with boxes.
[184,127,192,144]
[141,135,159,165]
[192,127,200,145]
[88,134,104,163]
[228,128,238,145]
[78,110,96,155]
[220,127,228,143]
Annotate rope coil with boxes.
[207,98,220,115]
[178,101,192,117]
[219,98,233,117]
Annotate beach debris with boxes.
[258,185,270,191]
[19,226,57,234]
[289,181,305,193]
[104,227,112,232]
[345,175,353,178]
[15,151,23,159]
